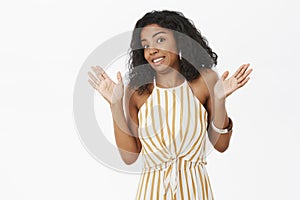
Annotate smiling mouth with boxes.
[152,56,165,65]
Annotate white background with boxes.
[1,0,300,199]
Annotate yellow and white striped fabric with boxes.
[136,78,214,200]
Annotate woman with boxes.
[88,10,252,200]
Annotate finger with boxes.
[92,66,104,81]
[236,64,250,79]
[117,71,122,83]
[237,68,253,83]
[88,79,98,90]
[95,66,112,80]
[88,72,100,85]
[233,64,250,78]
[95,66,107,77]
[95,65,105,73]
[221,71,229,81]
[238,77,250,88]
[244,68,253,78]
[100,69,109,79]
[233,64,246,78]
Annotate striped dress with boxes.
[136,78,214,200]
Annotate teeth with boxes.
[153,57,164,63]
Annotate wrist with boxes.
[213,88,226,101]
[110,99,123,108]
[214,96,226,104]
[211,117,233,134]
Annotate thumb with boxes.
[221,71,229,81]
[117,71,123,83]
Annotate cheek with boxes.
[144,50,149,61]
[170,53,179,62]
[170,43,178,53]
[162,44,177,54]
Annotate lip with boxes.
[151,56,165,66]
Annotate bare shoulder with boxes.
[188,68,219,106]
[199,68,219,86]
[125,85,139,111]
[125,84,153,111]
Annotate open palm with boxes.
[88,66,124,105]
[214,64,253,99]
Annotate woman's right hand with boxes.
[88,66,124,106]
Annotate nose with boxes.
[149,47,158,55]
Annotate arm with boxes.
[204,64,253,152]
[88,66,141,164]
[205,88,232,153]
[111,86,142,164]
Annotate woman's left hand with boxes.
[214,63,253,99]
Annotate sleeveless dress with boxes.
[136,77,214,200]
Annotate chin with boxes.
[150,63,171,73]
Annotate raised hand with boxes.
[214,64,253,99]
[88,66,124,105]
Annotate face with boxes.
[140,24,180,73]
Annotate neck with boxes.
[155,69,185,88]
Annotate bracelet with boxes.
[211,117,233,134]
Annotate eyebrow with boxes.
[140,31,167,42]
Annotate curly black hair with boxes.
[128,10,218,95]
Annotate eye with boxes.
[157,38,165,43]
[142,44,149,49]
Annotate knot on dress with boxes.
[159,156,207,197]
